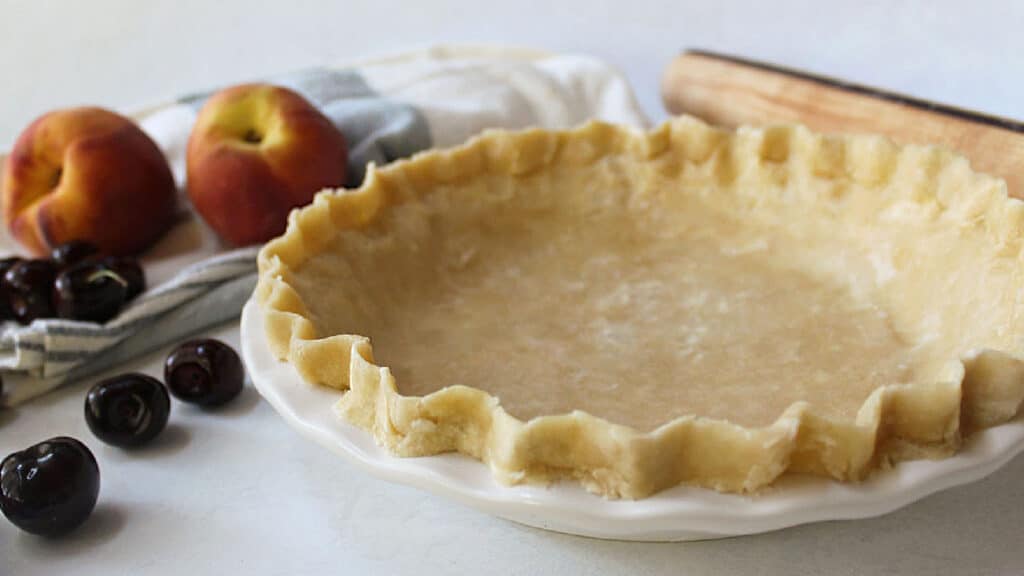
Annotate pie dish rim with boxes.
[241,297,1024,540]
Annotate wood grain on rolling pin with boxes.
[661,49,1024,197]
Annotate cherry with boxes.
[0,437,100,537]
[165,339,244,407]
[0,256,23,321]
[99,256,146,300]
[53,262,128,323]
[85,374,170,448]
[51,241,100,268]
[4,259,57,324]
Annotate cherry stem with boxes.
[86,268,129,289]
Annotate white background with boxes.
[2,1,1024,574]
[2,0,1024,147]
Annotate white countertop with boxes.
[3,322,1023,575]
[2,1,1024,574]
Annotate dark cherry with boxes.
[51,241,100,268]
[85,373,170,448]
[99,256,146,300]
[0,256,23,321]
[0,437,100,537]
[165,338,244,407]
[4,259,57,324]
[53,262,129,323]
[0,257,23,274]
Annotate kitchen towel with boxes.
[0,45,649,406]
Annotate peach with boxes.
[2,107,177,256]
[186,84,349,246]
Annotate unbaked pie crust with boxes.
[256,117,1024,499]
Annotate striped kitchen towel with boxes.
[0,45,649,406]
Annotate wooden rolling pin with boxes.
[661,49,1024,197]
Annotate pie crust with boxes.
[255,117,1024,499]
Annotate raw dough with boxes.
[257,118,1024,498]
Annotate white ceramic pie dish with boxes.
[240,298,1024,541]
